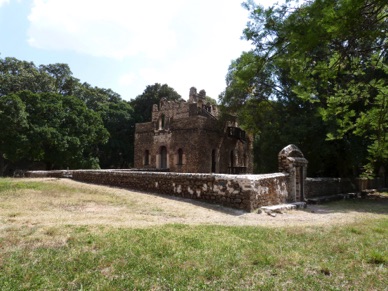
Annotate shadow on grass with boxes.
[112,183,388,217]
[124,188,388,217]
[303,193,388,215]
[72,180,249,217]
[137,189,248,216]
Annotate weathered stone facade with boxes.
[134,87,253,174]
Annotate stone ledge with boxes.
[260,202,307,213]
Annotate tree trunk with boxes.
[0,152,5,177]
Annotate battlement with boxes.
[151,87,219,125]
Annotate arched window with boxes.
[177,148,183,165]
[159,114,165,130]
[144,150,149,166]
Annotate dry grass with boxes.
[1,178,387,231]
[0,178,387,290]
[1,177,387,251]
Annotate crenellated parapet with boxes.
[151,86,219,128]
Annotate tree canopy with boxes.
[130,83,182,123]
[0,56,136,174]
[220,0,387,177]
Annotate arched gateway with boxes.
[278,144,308,202]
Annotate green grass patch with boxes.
[0,178,50,193]
[0,221,387,290]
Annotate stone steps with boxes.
[260,202,307,215]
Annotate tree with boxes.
[0,94,29,175]
[17,91,109,170]
[221,0,387,176]
[0,57,45,96]
[279,0,388,176]
[39,63,79,96]
[98,99,135,168]
[73,83,136,168]
[130,83,182,123]
[0,56,138,171]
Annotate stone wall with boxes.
[25,144,383,212]
[305,177,387,198]
[25,170,289,211]
[305,178,357,197]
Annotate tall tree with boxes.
[39,63,79,96]
[130,83,182,123]
[0,94,29,175]
[98,99,135,168]
[0,56,138,171]
[73,83,136,168]
[0,57,46,95]
[17,91,109,170]
[221,0,387,176]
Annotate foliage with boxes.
[205,95,218,105]
[0,94,29,175]
[17,91,108,169]
[72,83,136,168]
[220,0,388,176]
[130,83,182,124]
[98,98,135,168]
[0,56,137,173]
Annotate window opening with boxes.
[161,114,165,129]
[160,146,167,169]
[144,150,149,165]
[177,148,183,165]
[211,149,216,173]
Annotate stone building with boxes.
[134,87,253,174]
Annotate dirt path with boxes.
[3,178,388,229]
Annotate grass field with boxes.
[0,178,387,290]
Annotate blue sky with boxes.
[0,0,276,101]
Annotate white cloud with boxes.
[118,72,136,86]
[27,0,255,99]
[115,0,253,99]
[0,0,10,7]
[27,0,181,59]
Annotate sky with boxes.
[0,0,277,101]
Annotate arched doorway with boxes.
[160,146,167,169]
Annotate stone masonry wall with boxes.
[305,178,357,198]
[25,170,289,211]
